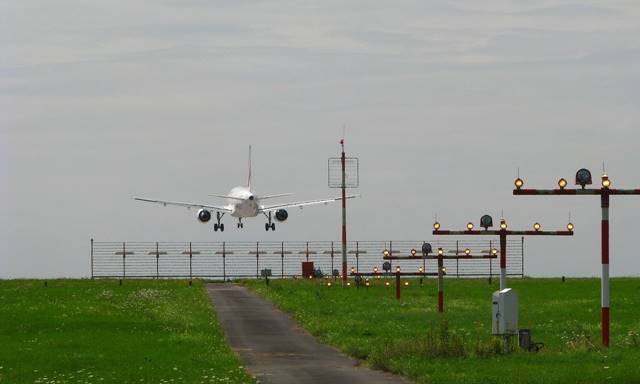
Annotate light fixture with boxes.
[365,279,370,287]
[411,248,417,256]
[433,222,441,230]
[385,281,390,287]
[575,168,592,189]
[404,281,409,287]
[437,248,444,256]
[515,178,524,190]
[351,267,355,274]
[373,266,378,273]
[327,282,332,287]
[602,174,611,189]
[396,266,401,272]
[465,248,471,255]
[491,248,498,256]
[442,267,447,273]
[480,214,493,230]
[500,219,508,230]
[558,178,567,190]
[567,222,574,232]
[383,249,390,257]
[467,222,474,231]
[533,222,541,231]
[418,266,424,273]
[347,282,351,287]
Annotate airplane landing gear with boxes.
[213,212,225,232]
[237,218,244,229]
[264,212,276,231]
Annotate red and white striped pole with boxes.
[396,268,401,300]
[601,193,610,347]
[341,139,347,285]
[499,232,507,290]
[437,248,444,312]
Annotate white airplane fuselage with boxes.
[227,186,260,218]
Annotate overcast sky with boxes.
[1,0,639,278]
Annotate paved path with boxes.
[207,284,407,384]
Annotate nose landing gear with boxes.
[237,218,244,228]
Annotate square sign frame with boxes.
[328,157,359,188]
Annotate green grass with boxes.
[0,280,253,384]
[243,277,640,384]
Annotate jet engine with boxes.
[198,209,212,223]
[275,209,288,222]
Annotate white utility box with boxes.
[492,288,518,335]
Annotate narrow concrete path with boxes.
[207,284,407,384]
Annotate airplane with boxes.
[134,146,359,232]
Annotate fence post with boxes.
[256,242,259,278]
[356,241,359,273]
[521,236,525,278]
[281,242,284,278]
[189,242,193,282]
[122,242,126,281]
[456,240,459,278]
[90,238,94,279]
[156,242,160,279]
[222,242,226,281]
[330,241,334,279]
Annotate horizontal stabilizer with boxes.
[260,193,294,200]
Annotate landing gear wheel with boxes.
[214,223,219,232]
[271,223,275,231]
[265,223,270,231]
[220,223,224,232]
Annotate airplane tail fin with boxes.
[247,145,252,190]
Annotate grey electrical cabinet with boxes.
[492,288,518,335]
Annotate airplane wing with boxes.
[134,197,233,212]
[260,195,360,212]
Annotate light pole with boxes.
[328,139,358,287]
[341,139,347,284]
[513,168,640,347]
[433,215,573,290]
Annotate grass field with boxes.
[243,277,640,384]
[0,280,253,384]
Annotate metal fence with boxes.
[91,239,525,280]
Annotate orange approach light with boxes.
[558,178,567,189]
[515,178,524,190]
